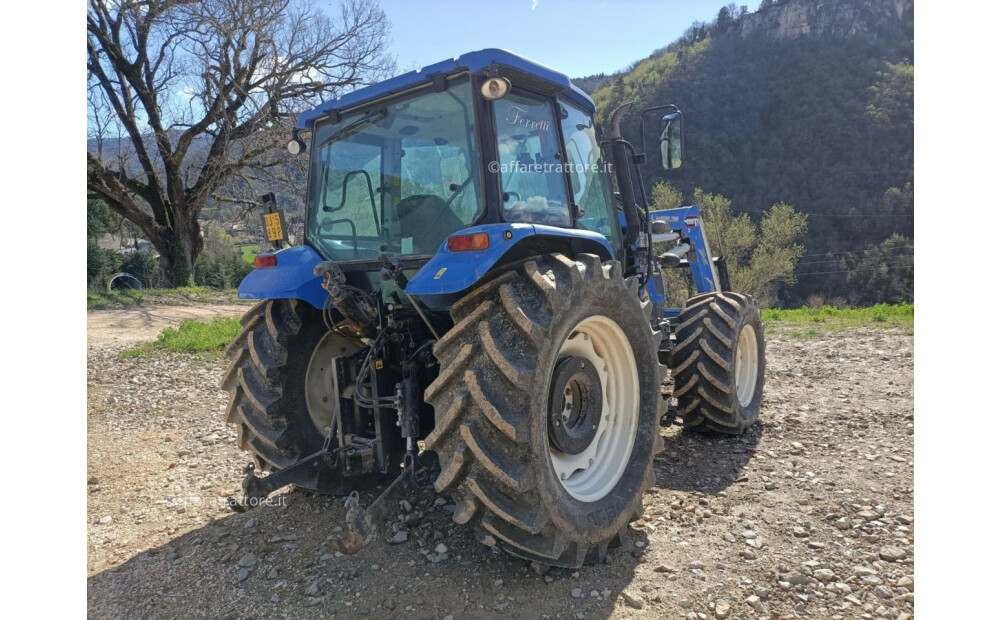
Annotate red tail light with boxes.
[447,232,490,252]
[253,254,278,268]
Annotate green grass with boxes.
[240,245,262,264]
[87,287,248,309]
[762,303,913,334]
[121,317,241,358]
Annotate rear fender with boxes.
[236,245,328,309]
[405,223,614,303]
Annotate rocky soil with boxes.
[87,309,913,619]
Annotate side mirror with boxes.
[659,112,683,170]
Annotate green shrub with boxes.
[87,240,122,290]
[120,251,162,287]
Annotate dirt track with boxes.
[87,308,914,619]
[87,304,251,348]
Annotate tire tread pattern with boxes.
[425,254,665,567]
[670,291,763,434]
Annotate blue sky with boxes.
[375,0,730,78]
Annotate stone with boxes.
[571,588,583,599]
[237,568,250,582]
[531,561,550,576]
[390,530,408,544]
[814,569,836,582]
[237,553,257,568]
[622,592,644,610]
[879,546,907,562]
[715,599,732,618]
[897,575,914,591]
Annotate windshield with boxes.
[306,77,483,260]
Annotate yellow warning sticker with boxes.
[374,359,384,370]
[434,267,447,279]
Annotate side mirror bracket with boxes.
[637,104,684,171]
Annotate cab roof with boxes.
[295,48,595,130]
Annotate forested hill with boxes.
[582,0,914,305]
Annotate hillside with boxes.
[587,0,914,305]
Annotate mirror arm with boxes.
[637,104,682,160]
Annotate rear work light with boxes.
[253,254,278,268]
[447,232,490,252]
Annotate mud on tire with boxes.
[424,253,666,568]
[669,292,765,435]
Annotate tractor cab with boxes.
[294,50,623,269]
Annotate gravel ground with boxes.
[87,312,913,620]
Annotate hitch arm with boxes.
[332,464,418,554]
[228,450,333,513]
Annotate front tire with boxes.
[424,254,665,567]
[669,292,765,434]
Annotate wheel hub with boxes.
[305,330,361,434]
[548,356,603,455]
[734,324,759,408]
[547,315,640,503]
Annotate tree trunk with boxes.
[161,221,203,288]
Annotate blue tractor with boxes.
[223,50,765,567]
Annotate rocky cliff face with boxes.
[738,0,913,40]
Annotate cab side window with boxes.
[560,100,619,246]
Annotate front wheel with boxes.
[669,292,766,434]
[424,254,665,567]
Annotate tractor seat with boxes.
[396,194,465,254]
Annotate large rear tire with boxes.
[220,299,385,494]
[424,254,665,567]
[669,292,765,434]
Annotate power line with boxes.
[796,251,913,266]
[732,209,914,218]
[795,265,913,278]
[800,247,913,258]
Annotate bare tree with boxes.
[87,0,392,285]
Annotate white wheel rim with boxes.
[305,331,359,434]
[734,324,759,407]
[549,315,639,503]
